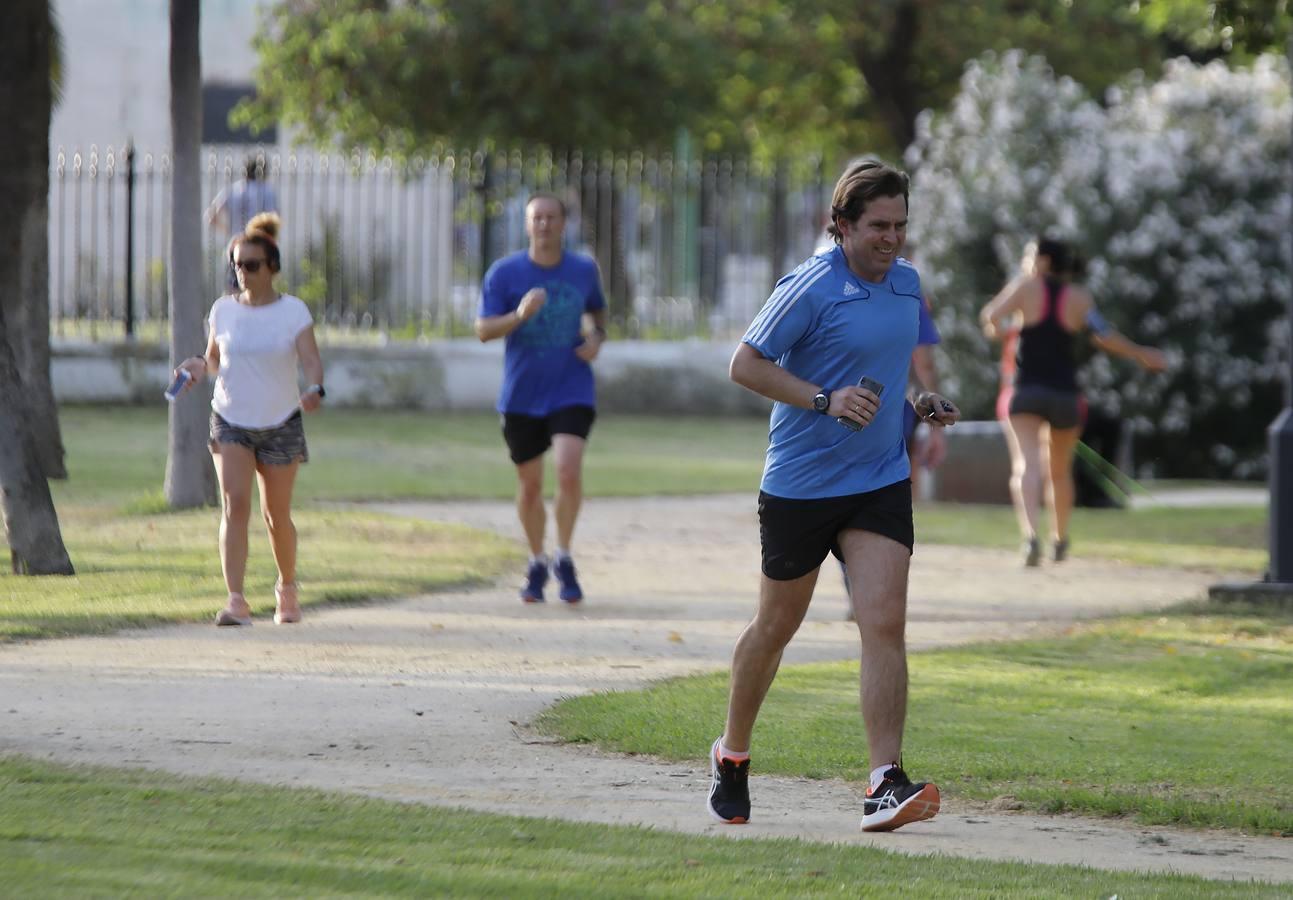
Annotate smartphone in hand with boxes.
[839,377,883,432]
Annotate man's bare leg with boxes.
[722,568,819,752]
[551,434,586,552]
[840,529,911,769]
[515,456,546,556]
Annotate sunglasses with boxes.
[233,259,267,273]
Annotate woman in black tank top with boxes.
[1014,277,1080,394]
[981,238,1166,568]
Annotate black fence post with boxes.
[770,158,788,293]
[124,141,136,339]
[479,150,495,282]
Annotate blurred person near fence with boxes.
[980,238,1166,567]
[475,193,608,605]
[206,156,280,293]
[174,213,325,626]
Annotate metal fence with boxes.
[50,145,829,341]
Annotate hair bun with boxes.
[245,212,280,243]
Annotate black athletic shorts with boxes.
[210,409,309,466]
[1008,385,1084,430]
[501,405,596,464]
[758,479,913,581]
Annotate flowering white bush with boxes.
[906,51,1291,478]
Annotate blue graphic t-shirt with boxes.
[742,247,932,500]
[480,250,607,416]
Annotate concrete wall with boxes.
[51,338,770,415]
[922,421,1012,505]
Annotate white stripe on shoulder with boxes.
[747,259,831,344]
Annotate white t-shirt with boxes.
[208,294,315,428]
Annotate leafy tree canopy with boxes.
[240,0,1290,165]
[1130,0,1290,59]
[239,0,720,155]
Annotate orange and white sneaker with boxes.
[861,765,940,832]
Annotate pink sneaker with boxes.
[273,580,301,625]
[215,593,252,627]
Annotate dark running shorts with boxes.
[501,405,596,465]
[758,480,914,581]
[1007,385,1085,430]
[209,410,309,466]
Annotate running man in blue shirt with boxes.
[476,194,607,604]
[707,160,960,833]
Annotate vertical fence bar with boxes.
[54,149,66,336]
[143,152,156,323]
[124,143,135,338]
[48,144,831,344]
[159,152,171,325]
[106,147,118,336]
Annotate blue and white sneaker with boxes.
[520,559,548,603]
[552,555,583,603]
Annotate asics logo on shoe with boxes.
[861,766,940,833]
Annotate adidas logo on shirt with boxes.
[842,282,860,296]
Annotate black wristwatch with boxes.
[812,389,831,414]
[307,383,326,399]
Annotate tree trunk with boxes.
[4,0,66,480]
[18,184,67,479]
[846,0,923,153]
[164,0,216,508]
[0,306,74,575]
[0,0,74,576]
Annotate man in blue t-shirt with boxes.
[706,160,960,834]
[476,193,607,605]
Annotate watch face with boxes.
[814,392,829,412]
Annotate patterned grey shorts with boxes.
[209,410,309,466]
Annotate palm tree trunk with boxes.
[164,0,216,508]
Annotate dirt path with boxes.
[1,495,1287,884]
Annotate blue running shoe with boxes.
[520,559,548,603]
[552,555,583,603]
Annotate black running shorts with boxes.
[758,480,913,581]
[501,405,596,465]
[1008,385,1084,430]
[209,409,309,466]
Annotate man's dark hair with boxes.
[826,159,910,244]
[244,156,264,181]
[526,192,567,218]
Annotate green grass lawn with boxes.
[0,406,1268,638]
[916,503,1266,572]
[0,407,1286,891]
[50,405,773,506]
[1,407,772,641]
[537,604,1293,835]
[0,756,1281,899]
[0,508,516,641]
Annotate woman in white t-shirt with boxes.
[174,213,324,626]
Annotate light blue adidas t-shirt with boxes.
[742,246,931,500]
[480,250,607,416]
